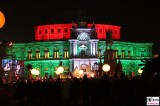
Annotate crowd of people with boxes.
[0,72,160,106]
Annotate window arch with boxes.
[63,48,69,58]
[28,49,32,59]
[121,49,125,58]
[114,48,118,58]
[77,32,90,41]
[44,48,49,58]
[53,48,59,58]
[35,48,40,59]
[128,50,131,57]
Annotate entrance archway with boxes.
[80,64,90,72]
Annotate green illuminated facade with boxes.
[5,40,153,77]
[4,21,153,78]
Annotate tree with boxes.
[135,55,160,105]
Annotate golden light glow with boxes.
[102,64,110,72]
[79,69,84,74]
[56,66,64,74]
[91,73,94,77]
[138,69,143,74]
[55,70,61,75]
[31,69,40,75]
[0,11,5,29]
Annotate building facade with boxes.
[4,21,153,78]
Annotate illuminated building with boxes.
[4,20,153,78]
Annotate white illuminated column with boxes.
[93,43,95,55]
[75,43,77,55]
[72,41,78,56]
[102,64,110,72]
[73,42,76,56]
[95,43,98,56]
[90,42,92,55]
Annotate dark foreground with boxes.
[0,73,160,106]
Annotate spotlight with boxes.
[7,42,13,47]
[0,40,13,47]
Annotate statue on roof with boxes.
[72,21,75,28]
[106,30,113,49]
[77,11,88,28]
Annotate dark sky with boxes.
[0,1,160,54]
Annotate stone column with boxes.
[90,42,92,56]
[75,42,77,56]
[93,42,95,56]
[70,41,73,57]
[95,43,97,56]
[73,42,75,56]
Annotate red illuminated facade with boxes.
[34,24,121,41]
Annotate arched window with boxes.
[57,29,61,33]
[121,49,125,58]
[128,50,131,57]
[28,50,32,59]
[114,48,118,58]
[64,48,69,58]
[51,29,54,33]
[44,48,49,59]
[45,29,48,34]
[53,48,59,58]
[77,32,90,41]
[81,50,85,58]
[64,28,68,33]
[36,49,40,59]
[39,30,42,35]
[99,29,102,33]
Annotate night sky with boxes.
[0,1,160,54]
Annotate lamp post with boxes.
[56,61,64,78]
[93,62,98,77]
[31,69,40,78]
[98,55,104,78]
[102,64,110,77]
